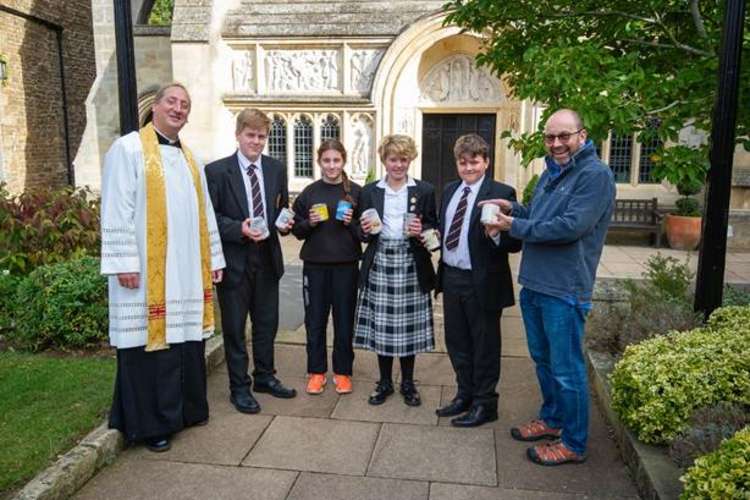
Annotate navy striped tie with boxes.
[246,164,265,219]
[445,186,471,250]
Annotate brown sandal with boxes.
[527,441,587,466]
[510,419,562,442]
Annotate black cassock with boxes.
[109,340,208,442]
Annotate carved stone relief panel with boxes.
[231,50,255,93]
[350,113,374,176]
[265,49,340,92]
[420,54,503,104]
[395,108,415,135]
[350,49,385,94]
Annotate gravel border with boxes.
[12,335,226,500]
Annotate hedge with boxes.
[680,426,750,499]
[610,306,750,445]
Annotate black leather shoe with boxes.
[230,392,261,414]
[254,377,297,399]
[400,380,422,407]
[193,418,209,427]
[436,396,472,417]
[368,380,394,405]
[451,405,498,427]
[145,436,171,453]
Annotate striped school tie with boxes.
[445,186,471,250]
[246,163,265,219]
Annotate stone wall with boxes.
[73,0,172,191]
[0,0,95,194]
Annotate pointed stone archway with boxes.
[370,12,528,188]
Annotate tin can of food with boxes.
[275,207,294,230]
[250,216,270,239]
[480,203,501,225]
[361,208,382,234]
[311,203,329,222]
[403,212,418,236]
[335,200,352,221]
[421,228,441,251]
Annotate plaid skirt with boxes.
[353,238,434,356]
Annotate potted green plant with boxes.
[650,145,709,250]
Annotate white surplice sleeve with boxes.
[200,165,226,271]
[100,137,141,275]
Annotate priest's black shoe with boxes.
[254,377,297,399]
[230,392,261,414]
[435,396,472,417]
[145,436,171,453]
[368,380,394,405]
[400,380,422,407]
[450,405,498,427]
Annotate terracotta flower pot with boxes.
[664,214,702,250]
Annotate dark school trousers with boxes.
[303,262,358,375]
[217,245,279,396]
[442,265,502,408]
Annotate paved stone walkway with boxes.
[73,241,750,499]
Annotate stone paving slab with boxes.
[128,412,272,466]
[74,460,297,500]
[410,353,459,387]
[331,384,441,425]
[243,416,380,475]
[494,410,637,497]
[437,356,539,426]
[287,472,428,500]
[428,483,606,500]
[368,423,496,486]
[273,343,384,382]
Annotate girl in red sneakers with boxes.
[292,140,362,395]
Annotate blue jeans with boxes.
[519,287,589,454]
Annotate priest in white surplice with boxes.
[100,83,225,453]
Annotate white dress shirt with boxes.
[442,176,485,270]
[237,151,268,221]
[377,176,416,239]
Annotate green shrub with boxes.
[586,254,701,357]
[0,184,100,275]
[675,197,701,217]
[639,254,693,302]
[610,306,750,445]
[148,0,174,25]
[680,426,750,499]
[0,271,20,331]
[8,257,108,351]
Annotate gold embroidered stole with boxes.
[140,123,214,352]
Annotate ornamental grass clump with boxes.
[680,426,750,499]
[610,306,750,445]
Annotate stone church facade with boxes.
[68,0,750,246]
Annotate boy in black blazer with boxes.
[205,108,297,415]
[435,134,522,427]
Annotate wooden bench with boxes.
[609,198,663,247]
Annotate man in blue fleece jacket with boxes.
[483,108,615,466]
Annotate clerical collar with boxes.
[153,126,181,149]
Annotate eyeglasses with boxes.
[543,129,583,144]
